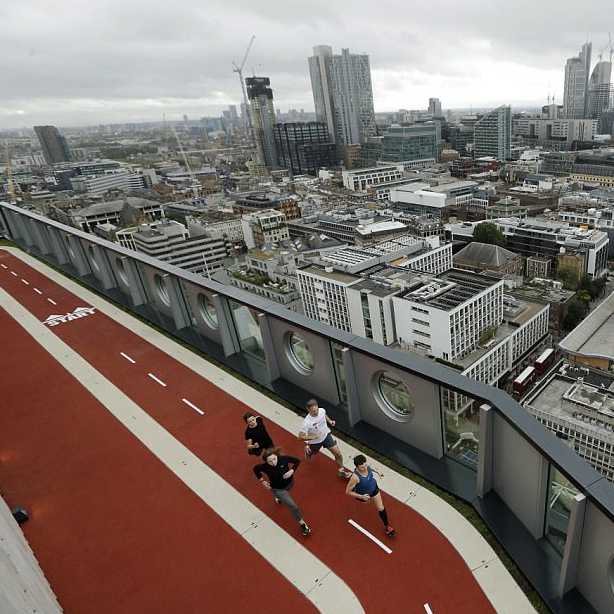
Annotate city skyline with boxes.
[1,0,613,129]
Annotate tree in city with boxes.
[557,265,580,290]
[473,222,505,246]
[563,299,588,331]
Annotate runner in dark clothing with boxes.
[253,448,311,536]
[346,454,395,537]
[244,412,274,456]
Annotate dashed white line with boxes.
[348,519,392,554]
[1,264,7,269]
[21,279,29,285]
[34,288,43,295]
[182,398,205,416]
[424,605,434,614]
[148,372,167,387]
[10,271,18,277]
[120,352,136,364]
[47,298,57,306]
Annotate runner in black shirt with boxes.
[253,448,311,536]
[243,412,274,456]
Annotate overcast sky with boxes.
[0,0,612,129]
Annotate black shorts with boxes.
[307,433,337,454]
[356,486,380,500]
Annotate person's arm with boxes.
[345,474,368,500]
[369,465,384,479]
[286,456,301,470]
[246,437,257,450]
[325,412,336,428]
[298,422,317,441]
[253,464,271,489]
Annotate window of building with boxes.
[545,466,579,556]
[375,372,414,421]
[154,273,170,306]
[286,332,314,374]
[198,294,218,329]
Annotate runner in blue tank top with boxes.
[345,454,395,537]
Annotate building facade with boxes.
[563,43,592,119]
[246,77,278,170]
[380,125,438,164]
[34,125,72,165]
[273,122,337,176]
[473,106,512,160]
[241,209,289,249]
[342,165,404,191]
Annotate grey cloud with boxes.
[0,0,612,128]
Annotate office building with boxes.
[133,220,228,275]
[588,60,613,119]
[473,106,511,160]
[524,363,614,481]
[449,218,609,279]
[246,77,278,170]
[273,122,337,175]
[517,118,597,150]
[308,46,376,147]
[34,125,72,165]
[563,43,592,119]
[69,169,156,196]
[241,209,289,249]
[342,165,404,191]
[428,98,442,117]
[380,125,438,165]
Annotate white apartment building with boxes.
[132,220,228,275]
[525,366,614,481]
[187,216,244,242]
[342,165,404,192]
[297,264,359,332]
[70,169,156,196]
[241,209,289,249]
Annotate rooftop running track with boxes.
[0,247,535,614]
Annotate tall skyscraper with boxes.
[245,76,278,170]
[308,46,376,148]
[34,125,71,165]
[473,106,511,160]
[428,98,443,117]
[588,60,613,119]
[563,42,592,119]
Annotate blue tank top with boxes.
[353,467,378,495]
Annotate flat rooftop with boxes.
[298,264,359,284]
[560,291,614,360]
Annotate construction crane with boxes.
[232,35,256,133]
[171,124,200,198]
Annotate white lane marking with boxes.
[47,298,57,306]
[148,372,167,387]
[10,271,18,276]
[34,288,43,295]
[21,279,30,285]
[1,264,7,269]
[348,519,392,554]
[424,604,434,614]
[120,352,136,364]
[182,398,204,415]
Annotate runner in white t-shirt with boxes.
[298,399,352,478]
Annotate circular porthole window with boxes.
[286,332,314,375]
[198,294,218,329]
[154,274,170,306]
[374,372,414,421]
[115,257,129,286]
[87,244,100,272]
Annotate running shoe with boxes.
[338,467,353,479]
[385,526,396,537]
[274,497,281,505]
[301,523,312,537]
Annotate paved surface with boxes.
[0,248,531,613]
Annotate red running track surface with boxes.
[0,250,496,614]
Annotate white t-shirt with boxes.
[302,407,330,445]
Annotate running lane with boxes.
[0,295,314,613]
[0,250,496,614]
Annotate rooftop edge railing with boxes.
[2,202,614,614]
